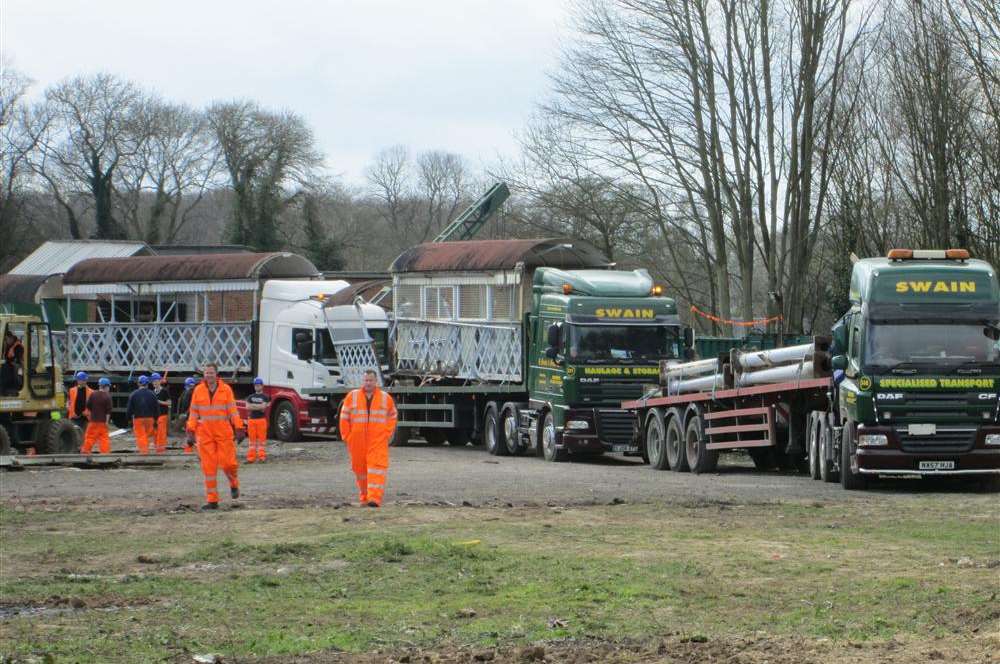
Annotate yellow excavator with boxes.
[0,314,78,455]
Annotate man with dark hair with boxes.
[177,377,197,453]
[339,369,397,507]
[151,373,171,454]
[187,362,245,510]
[1,329,24,395]
[126,375,159,454]
[81,378,113,454]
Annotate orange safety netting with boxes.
[689,305,783,328]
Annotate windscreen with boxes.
[567,324,679,362]
[864,322,1000,369]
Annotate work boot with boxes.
[366,501,380,508]
[200,502,219,511]
[231,487,240,499]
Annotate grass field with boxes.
[1,496,998,663]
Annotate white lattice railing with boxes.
[394,319,522,382]
[65,322,253,373]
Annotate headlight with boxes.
[858,434,888,447]
[565,420,590,430]
[986,434,1000,446]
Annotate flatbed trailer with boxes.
[623,377,831,474]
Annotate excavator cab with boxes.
[0,315,76,455]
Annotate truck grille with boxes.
[896,428,976,454]
[579,380,649,404]
[596,409,636,444]
[878,392,996,424]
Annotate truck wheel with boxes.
[0,426,11,455]
[271,401,300,442]
[644,409,669,470]
[808,414,821,480]
[483,405,507,456]
[665,409,688,472]
[685,414,718,474]
[37,419,80,454]
[501,406,525,455]
[840,421,868,490]
[422,429,446,446]
[819,419,838,483]
[541,411,567,462]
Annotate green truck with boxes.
[824,248,1000,489]
[308,238,690,461]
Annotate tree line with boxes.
[3,0,997,334]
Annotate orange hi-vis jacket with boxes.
[340,387,397,449]
[67,385,94,419]
[186,379,243,439]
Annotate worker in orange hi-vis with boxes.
[125,375,158,454]
[151,373,171,454]
[67,371,94,430]
[81,378,113,454]
[186,362,245,511]
[339,369,397,507]
[244,377,270,463]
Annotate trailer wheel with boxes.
[685,414,718,474]
[36,419,80,455]
[807,414,820,479]
[271,400,300,442]
[0,426,11,455]
[819,418,838,483]
[541,411,567,462]
[665,409,688,472]
[644,409,669,470]
[840,421,867,490]
[483,404,507,456]
[501,405,525,455]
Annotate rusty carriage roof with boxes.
[63,252,319,286]
[389,238,611,274]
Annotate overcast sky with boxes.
[2,0,571,184]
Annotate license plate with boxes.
[919,460,955,470]
[908,424,936,436]
[612,444,635,453]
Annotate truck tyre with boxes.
[808,414,821,480]
[271,400,300,442]
[37,419,80,455]
[644,409,669,470]
[0,426,11,455]
[541,411,567,462]
[819,419,838,483]
[665,409,688,472]
[685,414,718,474]
[501,405,525,455]
[840,421,868,490]
[422,429,446,446]
[483,404,507,456]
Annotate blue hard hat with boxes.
[150,372,162,381]
[98,377,111,387]
[138,375,149,385]
[75,371,88,381]
[184,377,196,388]
[253,377,264,385]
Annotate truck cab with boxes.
[528,267,686,458]
[831,249,1000,488]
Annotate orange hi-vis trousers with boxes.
[155,414,169,454]
[247,419,267,461]
[133,417,155,454]
[197,433,239,504]
[81,422,110,454]
[339,388,397,506]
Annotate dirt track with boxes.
[0,436,990,509]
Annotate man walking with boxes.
[177,377,197,453]
[187,362,245,511]
[125,375,158,454]
[339,369,397,507]
[151,373,171,454]
[81,378,113,454]
[244,377,270,463]
[67,371,93,430]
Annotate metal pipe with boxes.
[661,357,719,377]
[732,343,814,371]
[734,361,818,387]
[667,372,727,395]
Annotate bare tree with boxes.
[207,100,322,251]
[0,66,42,259]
